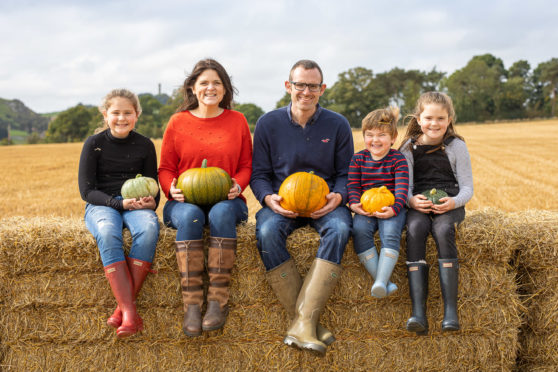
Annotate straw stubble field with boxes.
[0,119,557,371]
[1,119,557,218]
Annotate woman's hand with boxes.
[373,206,395,219]
[350,202,372,217]
[431,197,455,214]
[228,178,241,200]
[169,178,185,202]
[409,194,433,213]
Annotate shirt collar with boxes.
[286,102,323,126]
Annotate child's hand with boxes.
[373,206,395,219]
[350,202,372,216]
[431,197,455,214]
[410,194,433,213]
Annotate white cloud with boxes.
[0,0,557,113]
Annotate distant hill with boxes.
[0,98,51,139]
[139,93,171,105]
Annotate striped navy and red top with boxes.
[347,148,409,215]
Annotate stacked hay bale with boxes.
[511,211,558,371]
[0,210,521,371]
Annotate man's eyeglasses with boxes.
[289,81,322,92]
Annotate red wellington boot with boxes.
[106,258,154,330]
[104,261,141,338]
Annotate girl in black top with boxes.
[78,89,160,338]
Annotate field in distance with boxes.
[1,119,557,220]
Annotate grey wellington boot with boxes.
[357,247,398,298]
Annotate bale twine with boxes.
[0,210,527,371]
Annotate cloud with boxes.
[0,0,557,113]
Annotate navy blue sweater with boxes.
[250,103,354,205]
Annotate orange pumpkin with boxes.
[278,171,329,217]
[360,186,395,213]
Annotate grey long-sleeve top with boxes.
[400,137,473,208]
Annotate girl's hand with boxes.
[350,202,372,216]
[123,198,136,210]
[373,206,395,219]
[135,196,157,210]
[169,178,185,202]
[431,197,455,214]
[228,178,241,200]
[409,194,433,213]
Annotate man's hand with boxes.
[310,192,342,219]
[264,194,298,218]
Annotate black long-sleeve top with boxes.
[78,129,160,211]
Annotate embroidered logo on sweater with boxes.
[321,138,330,143]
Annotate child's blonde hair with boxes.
[95,89,142,133]
[361,106,400,138]
[399,91,463,151]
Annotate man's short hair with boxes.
[289,60,323,83]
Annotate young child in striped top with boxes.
[348,107,409,298]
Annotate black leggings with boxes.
[405,207,465,261]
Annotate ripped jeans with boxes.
[85,202,160,267]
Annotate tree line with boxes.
[41,53,558,143]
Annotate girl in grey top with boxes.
[398,92,473,336]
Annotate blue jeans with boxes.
[352,209,407,254]
[84,203,160,267]
[163,198,248,240]
[255,205,352,271]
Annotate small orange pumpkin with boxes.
[360,186,395,213]
[278,171,329,217]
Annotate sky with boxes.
[1,0,557,113]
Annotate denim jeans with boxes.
[84,203,160,267]
[255,205,352,271]
[405,207,465,261]
[352,208,407,254]
[163,198,248,241]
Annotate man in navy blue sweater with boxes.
[250,59,354,355]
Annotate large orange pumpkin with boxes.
[278,171,329,217]
[360,186,395,213]
[176,159,232,205]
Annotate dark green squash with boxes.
[421,188,448,205]
[176,159,232,205]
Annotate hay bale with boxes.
[506,211,558,371]
[0,211,531,371]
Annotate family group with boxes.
[78,58,473,355]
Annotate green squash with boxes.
[421,188,448,205]
[176,159,232,206]
[121,174,159,199]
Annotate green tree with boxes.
[443,54,506,122]
[327,67,388,127]
[234,103,264,128]
[46,104,95,142]
[536,58,558,116]
[275,92,291,108]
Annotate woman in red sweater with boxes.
[159,59,252,337]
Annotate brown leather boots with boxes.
[175,237,236,336]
